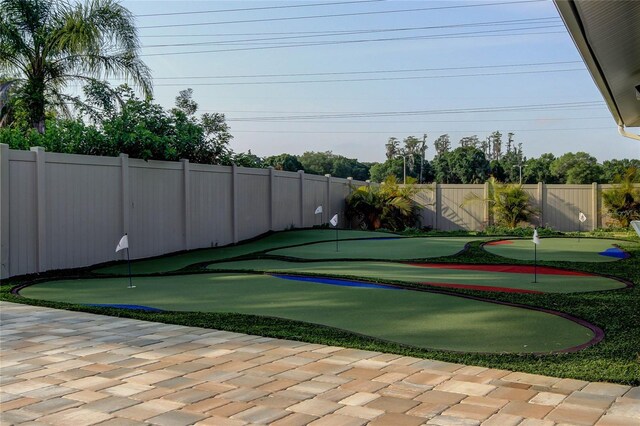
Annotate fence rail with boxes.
[1,145,633,278]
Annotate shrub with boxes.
[346,176,421,231]
[602,167,640,228]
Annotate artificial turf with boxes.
[4,229,639,384]
[267,236,477,260]
[18,273,595,353]
[206,259,625,293]
[94,229,396,275]
[483,238,636,262]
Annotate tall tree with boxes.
[459,135,479,148]
[264,153,303,172]
[385,137,399,159]
[551,152,602,184]
[433,134,451,156]
[523,153,557,183]
[0,0,151,132]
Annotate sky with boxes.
[116,0,640,163]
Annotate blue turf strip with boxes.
[86,304,164,312]
[598,247,630,259]
[272,274,402,290]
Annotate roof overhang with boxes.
[554,0,640,132]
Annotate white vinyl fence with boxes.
[1,144,633,278]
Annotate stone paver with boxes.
[1,301,639,426]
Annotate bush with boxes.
[602,167,640,227]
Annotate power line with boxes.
[230,127,613,134]
[224,117,613,124]
[226,101,605,121]
[136,0,386,18]
[140,60,583,80]
[141,17,561,48]
[139,0,545,29]
[151,68,584,87]
[141,27,565,57]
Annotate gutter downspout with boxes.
[618,125,640,142]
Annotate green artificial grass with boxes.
[207,260,625,293]
[3,229,639,384]
[94,229,395,275]
[268,237,478,260]
[483,238,636,262]
[19,273,594,353]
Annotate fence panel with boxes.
[544,185,593,231]
[236,168,271,241]
[438,184,485,231]
[273,172,301,230]
[7,151,38,276]
[189,165,233,249]
[129,160,184,259]
[45,153,122,271]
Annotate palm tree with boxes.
[463,177,536,228]
[0,0,152,132]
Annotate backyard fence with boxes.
[1,144,633,278]
[412,182,630,232]
[0,145,360,278]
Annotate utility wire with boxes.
[139,60,583,80]
[141,17,560,48]
[226,102,605,121]
[139,16,560,38]
[151,68,584,87]
[141,27,565,56]
[230,127,613,134]
[139,0,545,29]
[136,0,386,17]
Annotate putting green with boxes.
[207,259,625,293]
[20,273,596,353]
[268,237,476,260]
[484,238,635,262]
[95,229,398,275]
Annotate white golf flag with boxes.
[315,205,323,215]
[579,212,587,223]
[330,214,338,227]
[115,235,129,252]
[631,221,640,237]
[532,229,540,245]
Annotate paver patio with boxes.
[0,301,638,425]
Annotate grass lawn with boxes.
[3,229,639,384]
[483,238,635,262]
[18,273,595,353]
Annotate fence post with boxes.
[299,170,305,228]
[325,174,332,224]
[434,183,440,230]
[483,181,490,227]
[592,182,598,230]
[0,144,9,278]
[269,167,275,230]
[30,147,47,272]
[181,159,191,250]
[119,154,130,259]
[537,182,544,227]
[232,164,238,243]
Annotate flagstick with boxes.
[335,226,339,252]
[578,219,581,242]
[126,247,135,289]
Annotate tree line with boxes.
[372,133,640,185]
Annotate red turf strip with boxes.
[407,263,593,276]
[421,282,543,294]
[485,240,514,245]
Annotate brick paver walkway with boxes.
[1,301,638,426]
